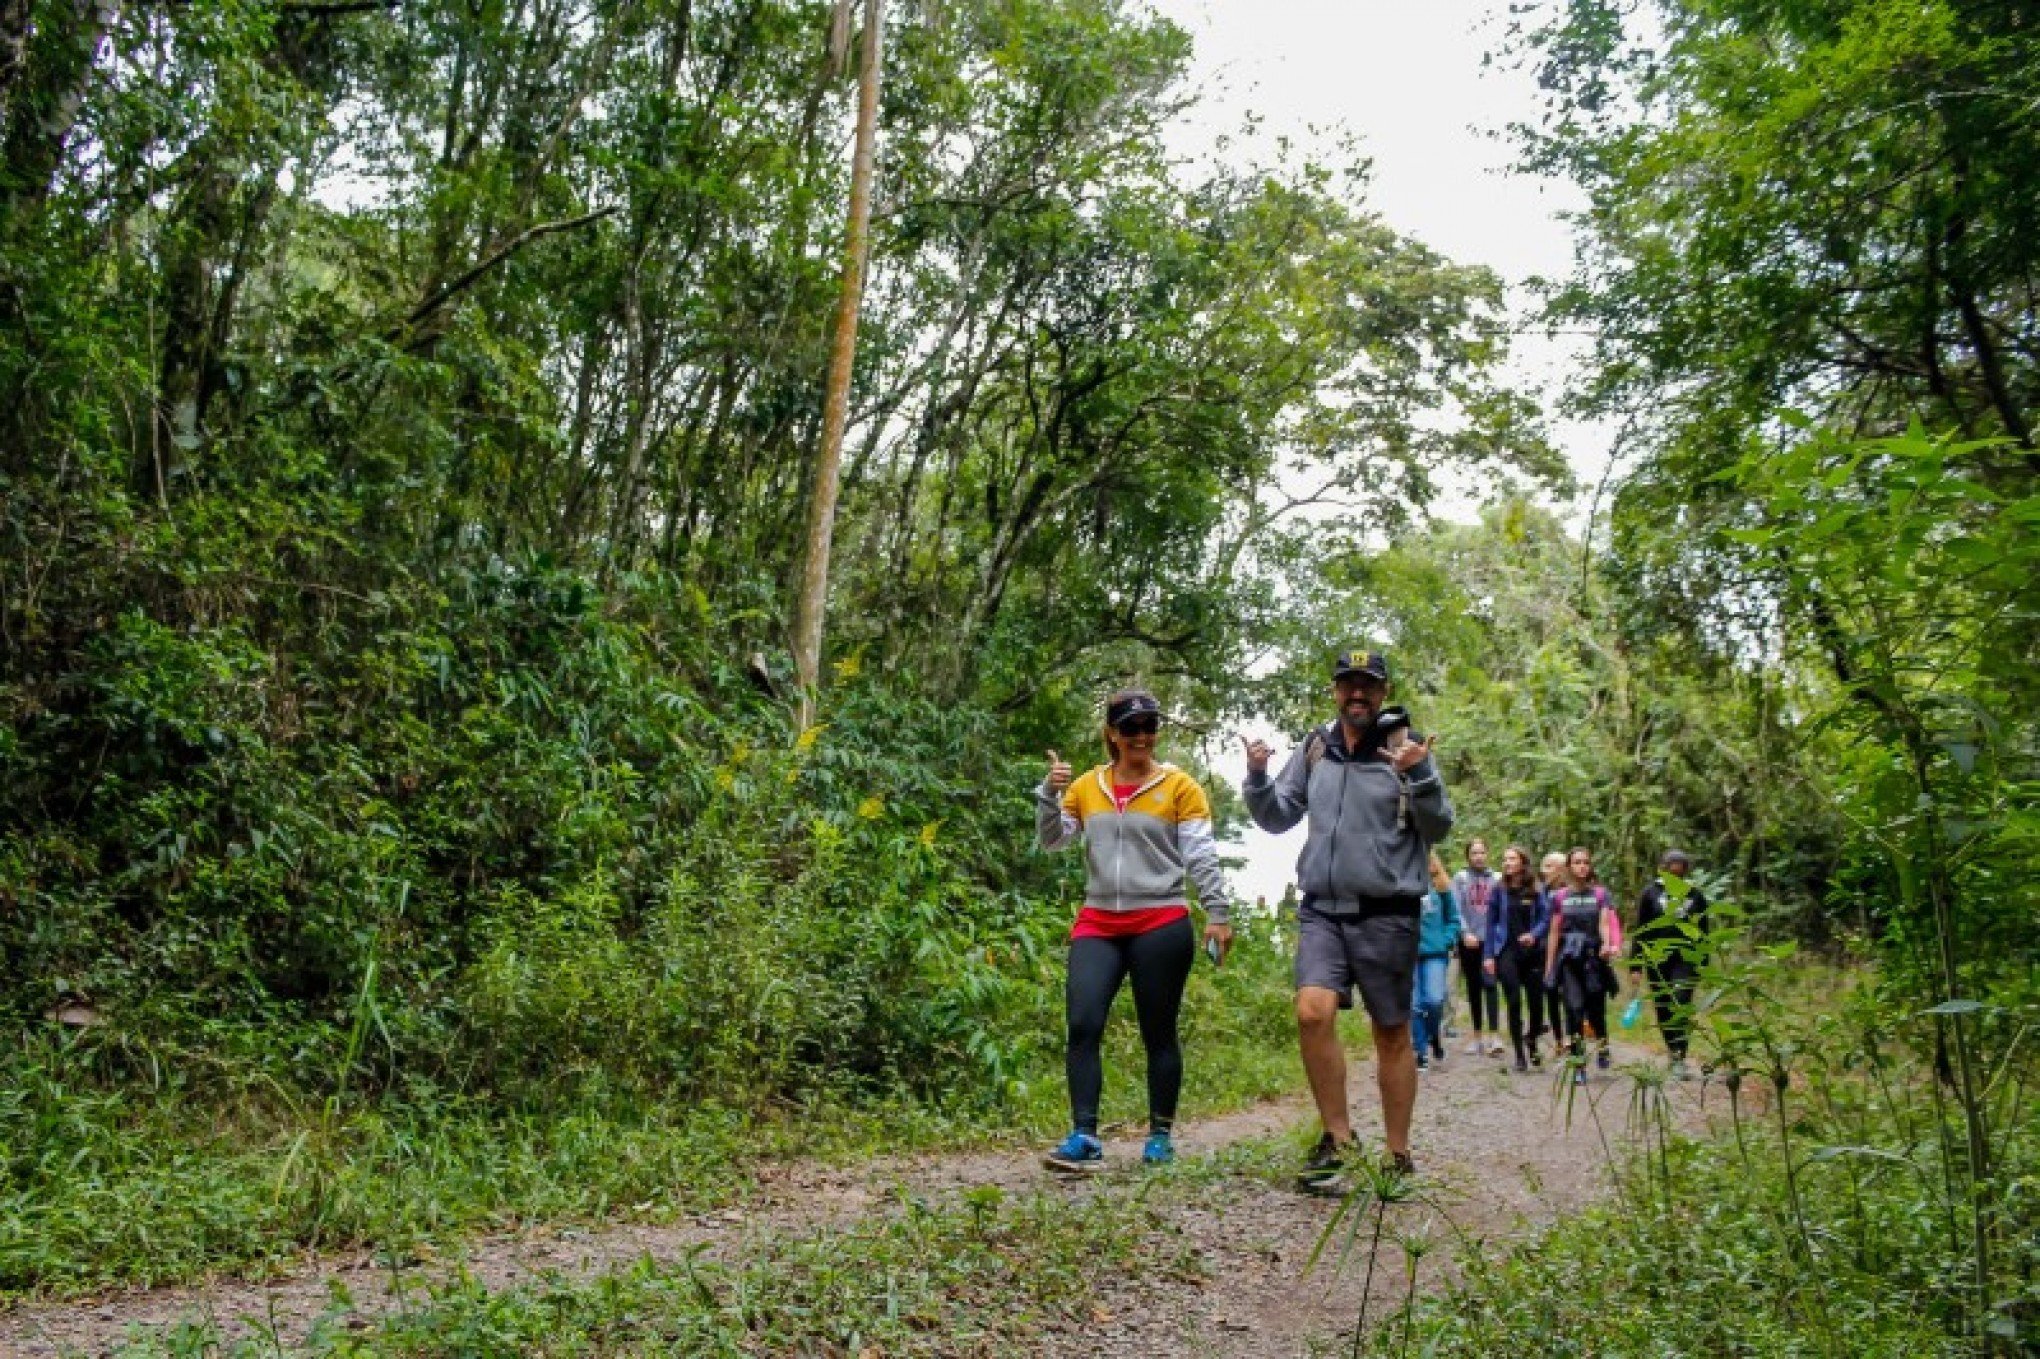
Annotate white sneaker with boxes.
[1462,1039,1483,1056]
[1486,1039,1506,1057]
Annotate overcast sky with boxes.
[1139,0,1608,904]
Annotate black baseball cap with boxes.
[1333,651,1389,682]
[1105,691,1162,729]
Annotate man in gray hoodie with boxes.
[1242,651,1454,1185]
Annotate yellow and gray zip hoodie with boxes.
[1036,764,1233,924]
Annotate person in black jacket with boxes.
[1481,845,1549,1073]
[1629,849,1709,1078]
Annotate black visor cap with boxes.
[1105,692,1162,730]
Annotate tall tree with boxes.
[793,0,884,714]
[1509,0,2040,639]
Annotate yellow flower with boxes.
[795,724,826,753]
[856,795,885,821]
[833,652,863,681]
[919,821,942,848]
[730,741,752,766]
[713,767,736,793]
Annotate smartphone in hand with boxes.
[1205,937,1224,967]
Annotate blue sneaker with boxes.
[1044,1130,1104,1173]
[1141,1131,1175,1166]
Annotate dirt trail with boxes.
[3,1041,1707,1357]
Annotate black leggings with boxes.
[1648,963,1699,1059]
[1559,966,1609,1057]
[1494,943,1545,1056]
[1066,916,1195,1135]
[1459,943,1497,1031]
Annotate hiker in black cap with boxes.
[1630,849,1709,1079]
[1241,651,1454,1187]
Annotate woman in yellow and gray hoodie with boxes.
[1036,688,1233,1172]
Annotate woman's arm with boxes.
[1175,778,1232,926]
[1484,892,1509,957]
[1036,776,1082,851]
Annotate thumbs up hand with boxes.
[1046,749,1073,792]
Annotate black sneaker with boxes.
[1416,1052,1430,1073]
[1384,1150,1416,1178]
[1513,1053,1529,1074]
[1297,1133,1353,1194]
[1596,1046,1612,1071]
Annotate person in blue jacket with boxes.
[1481,845,1550,1072]
[1412,851,1462,1072]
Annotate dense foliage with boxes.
[0,0,1522,1291]
[1383,2,2040,1350]
[2,0,2036,1350]
[0,0,1549,1042]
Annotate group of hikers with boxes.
[1418,838,1706,1084]
[1034,650,1709,1187]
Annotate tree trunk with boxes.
[0,0,35,122]
[790,0,881,720]
[0,0,117,216]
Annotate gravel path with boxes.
[1044,1040,1703,1357]
[2,1040,1704,1357]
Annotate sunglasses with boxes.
[1112,714,1161,737]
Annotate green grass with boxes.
[1382,1126,1983,1358]
[1337,960,2039,1358]
[111,1179,1197,1358]
[1,942,1308,1298]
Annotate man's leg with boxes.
[1296,986,1352,1141]
[1660,966,1698,1061]
[1372,1018,1417,1156]
[1348,913,1420,1159]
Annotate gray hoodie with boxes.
[1242,722,1454,912]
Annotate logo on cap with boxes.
[1333,651,1389,681]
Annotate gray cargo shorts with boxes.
[1295,900,1421,1028]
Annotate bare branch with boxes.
[397,206,617,336]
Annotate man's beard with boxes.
[1341,705,1385,755]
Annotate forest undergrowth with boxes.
[0,570,1303,1295]
[5,0,2040,1353]
[1381,958,2039,1358]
